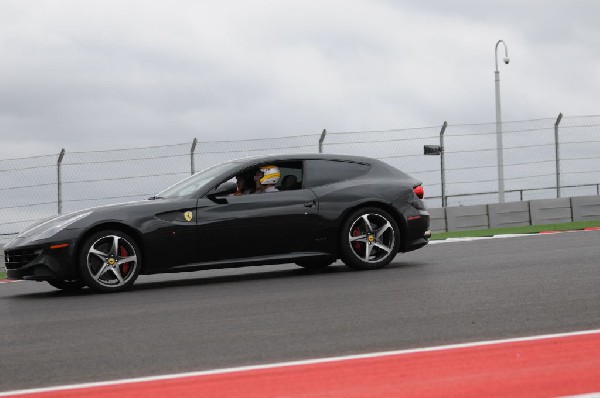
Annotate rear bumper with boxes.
[401,210,430,253]
[392,192,430,253]
[403,236,429,253]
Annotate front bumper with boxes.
[4,239,78,281]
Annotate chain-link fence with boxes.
[1,114,599,243]
[439,115,600,206]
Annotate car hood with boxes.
[15,199,171,239]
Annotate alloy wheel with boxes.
[348,213,395,263]
[86,234,138,288]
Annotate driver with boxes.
[254,165,280,193]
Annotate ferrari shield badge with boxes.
[184,211,193,222]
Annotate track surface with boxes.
[1,232,599,393]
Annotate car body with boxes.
[4,154,430,292]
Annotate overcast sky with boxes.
[1,0,599,160]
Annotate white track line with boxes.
[1,328,600,397]
[429,233,533,244]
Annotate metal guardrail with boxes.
[427,183,600,204]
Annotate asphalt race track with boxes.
[1,231,599,393]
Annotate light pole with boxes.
[495,39,510,203]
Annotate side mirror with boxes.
[206,181,236,203]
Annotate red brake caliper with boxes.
[119,245,129,275]
[352,227,361,251]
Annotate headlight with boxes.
[29,212,92,242]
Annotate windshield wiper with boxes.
[147,196,165,200]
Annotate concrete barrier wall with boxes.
[488,202,531,229]
[434,195,600,233]
[529,198,572,225]
[429,207,446,233]
[445,205,489,231]
[572,196,600,222]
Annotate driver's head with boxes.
[259,165,280,186]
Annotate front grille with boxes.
[5,249,42,270]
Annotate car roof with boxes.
[229,153,377,166]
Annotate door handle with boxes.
[304,200,316,208]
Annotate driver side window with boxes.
[214,161,305,197]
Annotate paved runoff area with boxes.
[1,231,599,396]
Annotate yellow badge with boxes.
[368,235,375,242]
[184,211,193,222]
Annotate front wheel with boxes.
[340,207,400,270]
[79,230,141,292]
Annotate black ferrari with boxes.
[4,154,430,292]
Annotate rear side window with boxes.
[276,161,304,190]
[304,160,371,188]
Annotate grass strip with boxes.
[432,220,600,240]
[0,271,6,279]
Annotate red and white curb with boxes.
[0,329,599,397]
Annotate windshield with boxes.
[155,162,236,198]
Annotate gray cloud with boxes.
[0,0,599,160]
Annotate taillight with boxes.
[413,185,424,199]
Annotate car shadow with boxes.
[8,261,425,299]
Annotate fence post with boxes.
[190,138,198,175]
[554,113,563,198]
[318,129,327,153]
[440,121,448,207]
[57,149,65,215]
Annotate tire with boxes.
[295,257,335,271]
[47,279,86,291]
[78,230,142,292]
[340,207,400,270]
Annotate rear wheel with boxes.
[340,207,400,270]
[79,230,141,292]
[47,279,85,291]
